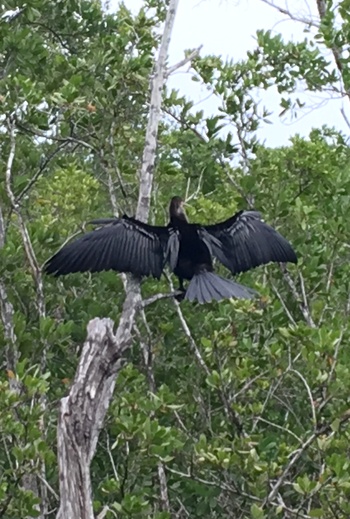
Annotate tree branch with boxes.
[280,264,316,328]
[165,45,202,77]
[163,107,251,205]
[264,410,350,507]
[260,0,320,28]
[2,119,46,517]
[141,290,183,308]
[0,185,18,376]
[136,312,170,514]
[56,2,180,517]
[167,276,244,436]
[57,319,124,519]
[137,0,180,221]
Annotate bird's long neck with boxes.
[169,199,188,226]
[170,211,188,225]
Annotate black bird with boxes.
[44,196,297,304]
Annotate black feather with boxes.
[44,216,168,279]
[45,198,297,305]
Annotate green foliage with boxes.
[1,0,350,517]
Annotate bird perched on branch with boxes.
[44,196,297,304]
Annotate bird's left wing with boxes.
[44,215,173,279]
[199,210,297,275]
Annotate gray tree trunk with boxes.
[56,2,180,517]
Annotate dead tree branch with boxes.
[260,0,320,28]
[5,120,46,321]
[137,0,180,221]
[57,319,124,519]
[136,313,170,514]
[163,107,251,205]
[56,2,180,517]
[0,186,19,377]
[166,275,244,436]
[280,264,316,328]
[2,120,46,518]
[165,45,202,77]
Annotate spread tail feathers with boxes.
[185,271,257,304]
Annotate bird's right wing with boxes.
[44,216,174,279]
[199,210,297,275]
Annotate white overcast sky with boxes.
[113,0,350,147]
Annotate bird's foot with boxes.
[175,288,186,302]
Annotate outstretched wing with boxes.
[44,216,173,279]
[199,210,297,275]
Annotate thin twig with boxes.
[105,432,119,482]
[289,368,317,425]
[260,0,320,28]
[36,473,59,500]
[264,411,350,506]
[280,264,316,328]
[141,290,183,307]
[136,313,171,513]
[271,282,297,326]
[167,276,244,435]
[6,120,46,320]
[165,45,202,77]
[16,141,69,204]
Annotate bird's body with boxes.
[45,197,297,304]
[173,223,213,284]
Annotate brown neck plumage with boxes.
[169,196,188,224]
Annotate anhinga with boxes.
[44,197,297,304]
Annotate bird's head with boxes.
[169,196,188,222]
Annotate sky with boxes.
[113,0,350,147]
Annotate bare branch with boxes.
[141,290,183,308]
[16,140,69,204]
[264,411,350,507]
[0,206,5,250]
[233,370,269,399]
[165,45,202,77]
[136,312,170,513]
[289,368,317,425]
[36,473,59,501]
[340,106,350,130]
[261,0,320,28]
[167,276,244,435]
[96,506,118,519]
[0,281,19,375]
[271,282,297,326]
[5,120,46,321]
[254,416,302,443]
[172,300,210,377]
[184,168,205,202]
[2,120,46,517]
[163,107,251,205]
[0,188,19,375]
[280,265,316,327]
[56,2,180,516]
[137,0,180,221]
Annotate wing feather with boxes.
[201,210,297,275]
[44,215,173,279]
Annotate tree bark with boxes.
[56,1,180,517]
[56,319,124,519]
